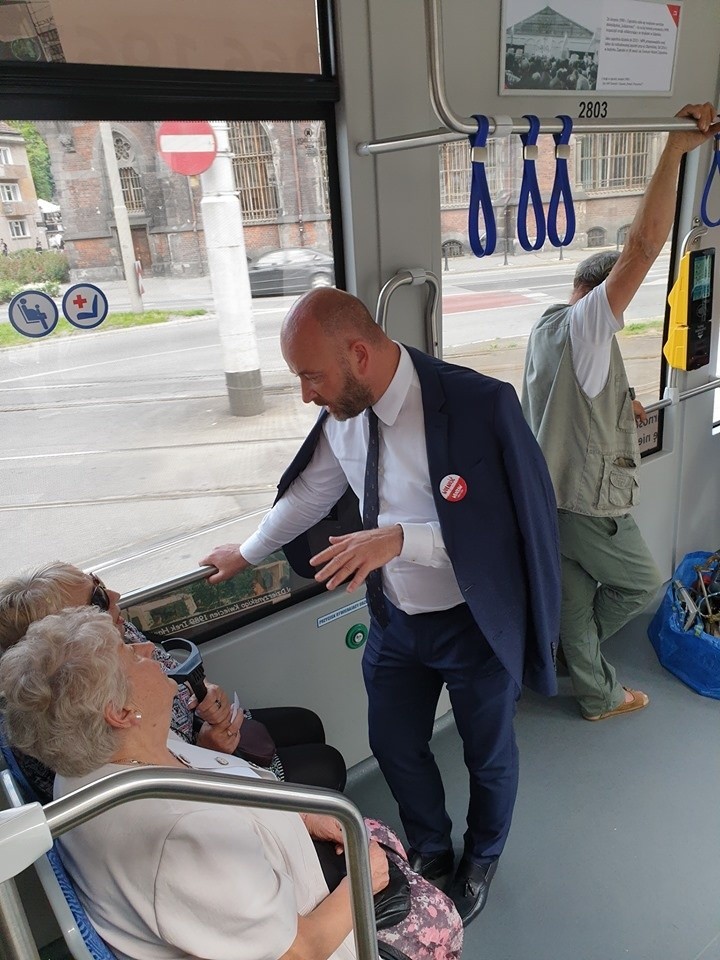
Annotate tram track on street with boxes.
[0,433,315,460]
[0,485,278,510]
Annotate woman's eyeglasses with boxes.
[89,574,111,612]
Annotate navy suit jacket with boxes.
[276,346,561,697]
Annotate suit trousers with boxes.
[558,510,662,718]
[361,598,520,864]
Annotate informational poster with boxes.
[501,0,681,94]
[124,551,310,643]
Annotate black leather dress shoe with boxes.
[448,858,498,926]
[406,847,455,890]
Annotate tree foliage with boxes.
[3,121,54,200]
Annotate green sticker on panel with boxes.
[345,623,368,649]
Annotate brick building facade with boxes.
[37,119,332,281]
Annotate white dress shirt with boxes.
[241,345,464,614]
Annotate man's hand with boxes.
[605,102,720,319]
[632,399,647,425]
[199,544,249,584]
[310,525,403,592]
[193,683,232,725]
[196,714,243,754]
[667,102,720,155]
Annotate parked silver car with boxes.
[247,247,335,297]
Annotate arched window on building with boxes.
[616,223,631,248]
[442,239,464,258]
[113,131,144,213]
[228,121,280,222]
[587,226,606,247]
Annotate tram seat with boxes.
[0,735,116,960]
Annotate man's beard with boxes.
[326,367,374,421]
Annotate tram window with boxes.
[439,130,671,455]
[0,1,323,74]
[0,117,338,631]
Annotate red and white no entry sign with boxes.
[157,120,217,176]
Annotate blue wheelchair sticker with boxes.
[8,290,59,338]
[62,283,109,330]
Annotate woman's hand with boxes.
[193,683,232,725]
[301,814,344,852]
[368,840,390,894]
[196,714,243,753]
[279,840,389,959]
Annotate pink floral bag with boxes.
[364,819,463,960]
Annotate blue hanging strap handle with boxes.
[467,115,497,257]
[547,114,575,247]
[700,133,720,229]
[517,114,546,251]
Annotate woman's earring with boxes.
[135,712,142,721]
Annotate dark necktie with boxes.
[363,408,389,627]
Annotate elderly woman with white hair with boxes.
[0,607,463,960]
[0,562,347,800]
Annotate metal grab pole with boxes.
[42,768,379,960]
[375,269,441,357]
[0,878,41,960]
[357,117,706,157]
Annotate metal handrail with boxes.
[6,767,380,960]
[644,376,720,416]
[356,0,703,156]
[118,566,215,610]
[375,268,440,357]
[0,876,40,960]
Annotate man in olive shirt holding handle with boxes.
[521,101,720,722]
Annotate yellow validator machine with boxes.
[663,247,715,371]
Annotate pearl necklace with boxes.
[111,750,193,768]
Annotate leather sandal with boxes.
[584,687,649,721]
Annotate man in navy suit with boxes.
[203,288,560,924]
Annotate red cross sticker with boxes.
[73,294,87,309]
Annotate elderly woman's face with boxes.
[66,573,124,637]
[120,639,177,713]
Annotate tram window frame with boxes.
[0,4,347,646]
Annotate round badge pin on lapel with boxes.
[439,474,467,502]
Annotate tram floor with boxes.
[346,600,720,960]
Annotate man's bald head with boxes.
[280,288,399,420]
[281,288,386,354]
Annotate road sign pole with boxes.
[99,123,144,314]
[200,122,263,416]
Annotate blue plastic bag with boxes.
[648,550,720,699]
